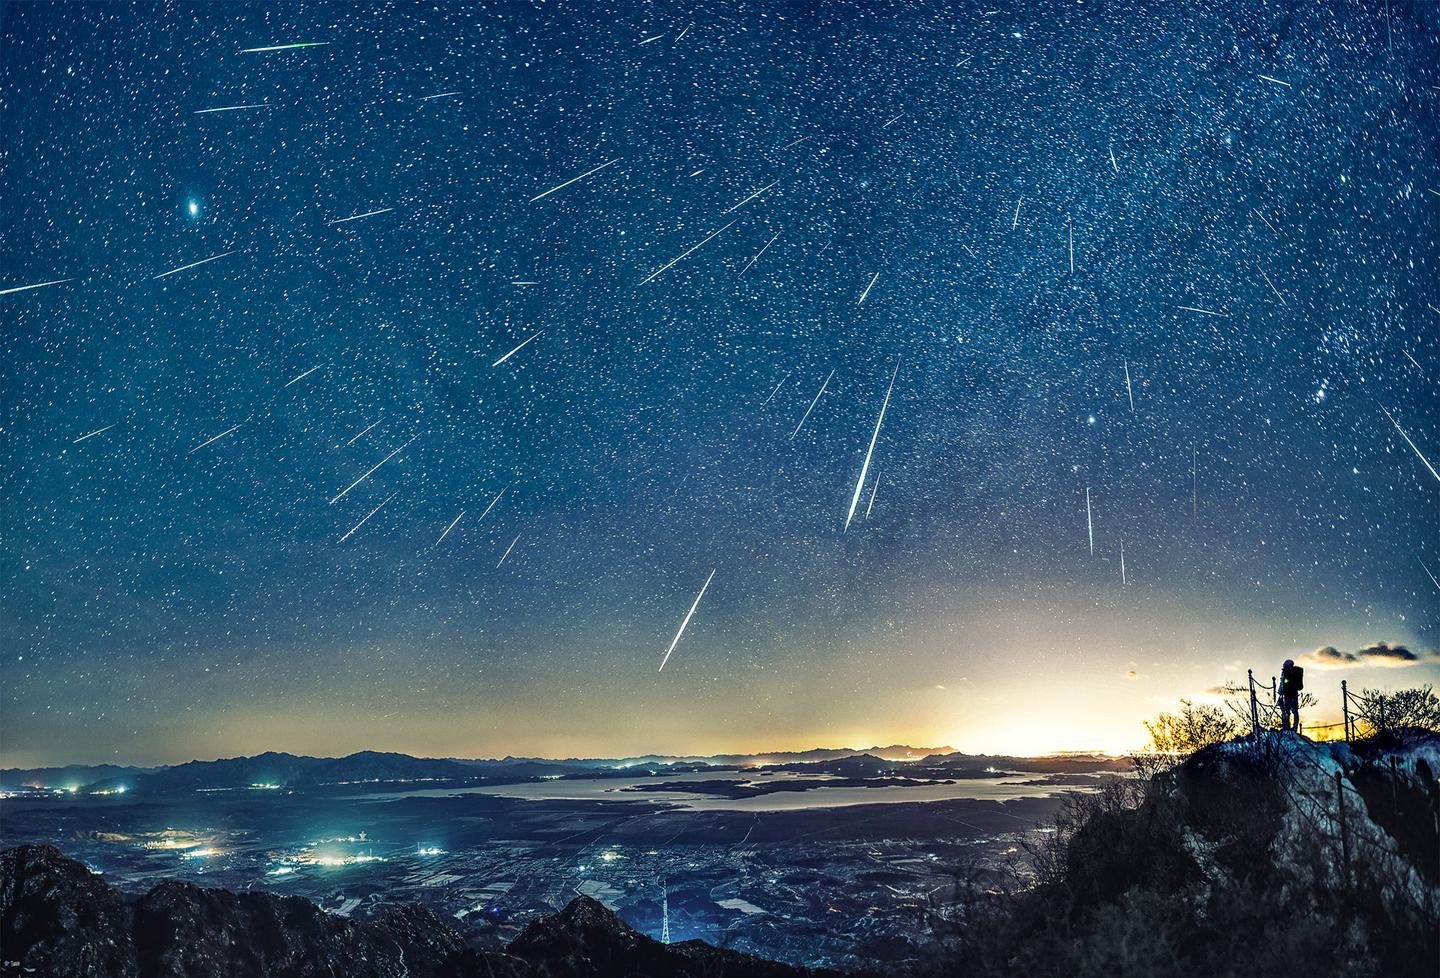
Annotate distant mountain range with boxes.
[0,743,1130,797]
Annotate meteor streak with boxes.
[153,251,237,279]
[761,371,792,407]
[658,568,716,672]
[478,486,509,521]
[865,476,880,520]
[1086,487,1094,555]
[1381,406,1440,484]
[346,419,382,446]
[436,511,464,546]
[194,103,269,114]
[1421,559,1440,594]
[528,159,618,203]
[492,330,543,367]
[857,271,881,305]
[844,360,900,532]
[0,278,73,296]
[327,207,393,225]
[417,91,460,100]
[1257,74,1292,88]
[791,369,834,439]
[1257,267,1287,305]
[723,179,778,214]
[1120,539,1128,585]
[284,363,326,388]
[739,233,780,277]
[73,424,116,444]
[639,220,736,286]
[1176,304,1228,317]
[1123,361,1135,413]
[189,424,241,454]
[497,533,521,567]
[340,493,397,543]
[240,42,330,53]
[330,435,418,505]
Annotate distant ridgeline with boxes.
[0,744,1141,797]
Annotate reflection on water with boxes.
[362,770,1075,811]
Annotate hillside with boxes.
[0,845,808,977]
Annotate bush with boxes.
[1350,684,1440,735]
[1143,700,1240,756]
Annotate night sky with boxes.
[2,0,1437,769]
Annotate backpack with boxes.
[1285,665,1304,693]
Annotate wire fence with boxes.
[1230,668,1436,885]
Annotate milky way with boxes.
[2,1,1436,766]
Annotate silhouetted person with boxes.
[1278,658,1304,733]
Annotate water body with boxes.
[362,770,1079,812]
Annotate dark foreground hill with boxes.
[0,845,807,978]
[925,730,1440,978]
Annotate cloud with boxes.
[1124,670,1141,680]
[1300,642,1439,670]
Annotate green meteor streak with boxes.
[239,42,330,53]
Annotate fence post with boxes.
[1341,680,1350,742]
[1335,771,1351,895]
[1248,669,1261,743]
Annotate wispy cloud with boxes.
[1300,642,1439,670]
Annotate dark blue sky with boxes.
[2,0,1436,767]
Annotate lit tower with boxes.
[660,877,670,944]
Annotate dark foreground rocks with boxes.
[1,844,807,977]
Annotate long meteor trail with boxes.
[330,435,418,505]
[497,534,521,567]
[1086,487,1094,555]
[845,360,900,532]
[0,278,73,296]
[658,568,717,672]
[760,370,792,407]
[529,159,618,203]
[739,233,780,276]
[194,103,269,114]
[327,207,393,225]
[73,423,116,444]
[436,511,464,546]
[722,179,778,214]
[1123,361,1135,413]
[493,330,543,367]
[639,220,736,285]
[284,362,327,388]
[154,251,237,279]
[478,486,509,521]
[1381,406,1440,484]
[240,42,330,53]
[857,271,881,305]
[791,369,834,439]
[189,424,241,454]
[340,492,397,543]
